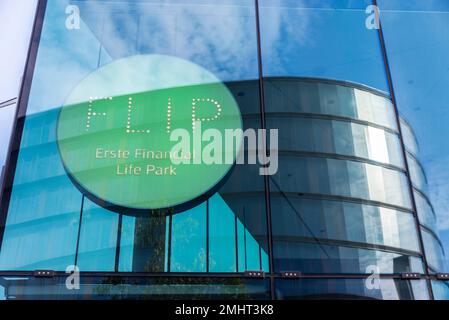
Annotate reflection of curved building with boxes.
[3,0,448,301]
[400,119,445,272]
[226,78,419,274]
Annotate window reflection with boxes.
[272,156,411,209]
[2,0,449,300]
[432,281,449,300]
[378,0,449,273]
[0,276,271,300]
[422,229,445,272]
[264,79,397,129]
[259,0,389,91]
[260,0,420,282]
[275,279,429,300]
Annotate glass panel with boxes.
[76,199,118,272]
[275,279,429,300]
[272,195,423,274]
[0,276,270,300]
[378,0,449,273]
[263,79,397,130]
[259,0,389,92]
[422,229,446,272]
[259,0,415,281]
[407,153,427,193]
[269,116,404,168]
[274,241,423,274]
[0,109,82,270]
[432,281,449,300]
[267,83,415,278]
[0,0,267,275]
[170,203,207,273]
[271,197,419,255]
[272,156,411,209]
[415,191,437,233]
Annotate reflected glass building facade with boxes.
[0,0,448,300]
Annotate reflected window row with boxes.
[407,153,428,194]
[0,103,16,171]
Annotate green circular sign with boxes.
[57,55,242,214]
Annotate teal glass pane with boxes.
[377,0,449,272]
[0,276,271,300]
[0,104,15,168]
[76,198,118,271]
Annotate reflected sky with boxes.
[378,0,449,270]
[28,0,259,114]
[259,0,389,92]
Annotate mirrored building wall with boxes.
[0,0,447,300]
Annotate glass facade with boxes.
[0,100,16,171]
[0,0,448,300]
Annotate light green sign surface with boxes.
[57,55,242,212]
